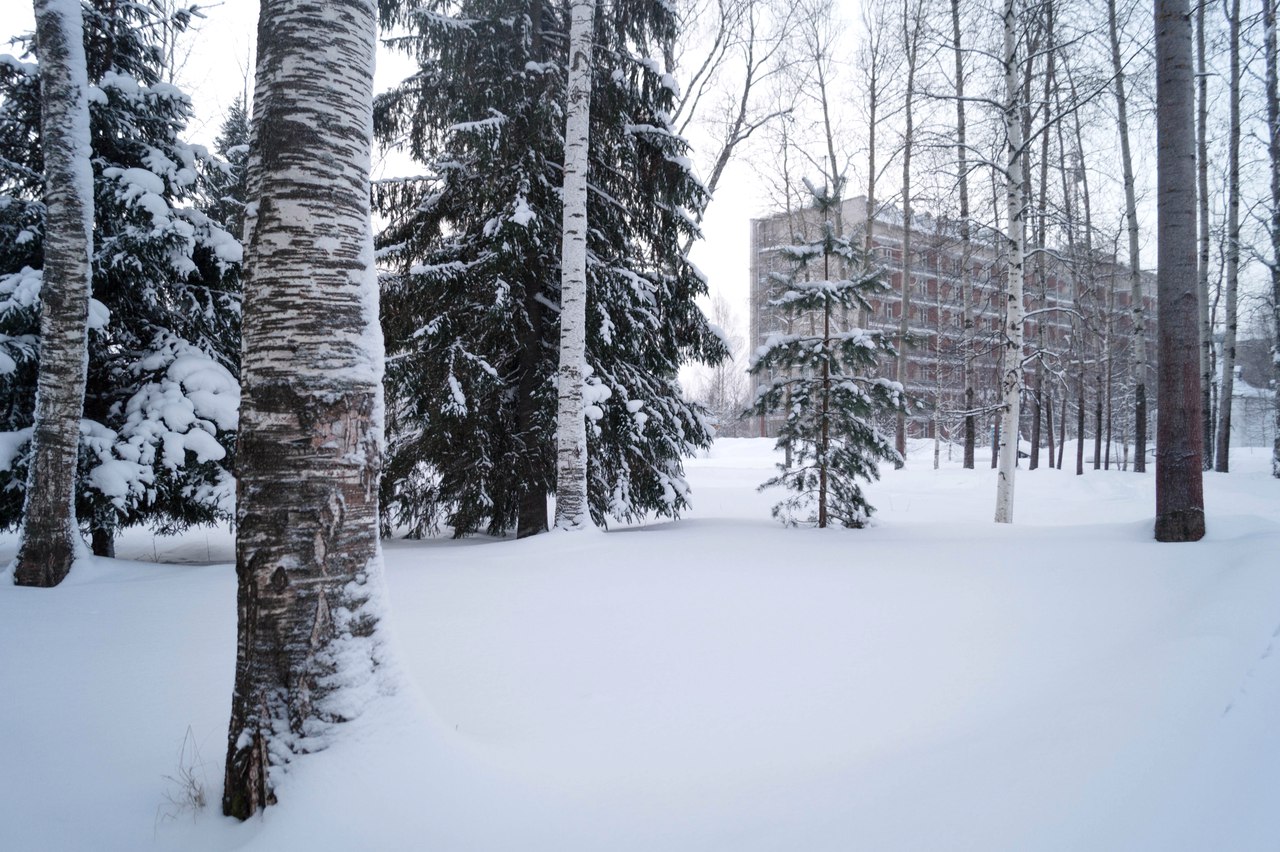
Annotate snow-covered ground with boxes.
[3,438,1279,851]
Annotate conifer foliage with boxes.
[0,1,242,553]
[747,182,902,528]
[375,0,724,537]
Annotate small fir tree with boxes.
[747,181,902,528]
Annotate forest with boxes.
[1,0,1278,848]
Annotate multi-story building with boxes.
[748,195,1157,458]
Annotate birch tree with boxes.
[995,0,1027,524]
[554,0,595,531]
[1154,0,1205,541]
[223,0,392,818]
[12,0,93,587]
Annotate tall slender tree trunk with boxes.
[1264,0,1280,477]
[223,0,391,818]
[995,0,1026,524]
[13,0,94,588]
[1154,0,1205,541]
[864,60,879,329]
[1215,0,1241,473]
[1030,6,1056,473]
[1197,0,1215,470]
[554,0,596,530]
[950,0,976,469]
[1107,0,1148,473]
[819,290,831,527]
[895,0,922,458]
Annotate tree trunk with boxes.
[1215,0,1241,474]
[1094,382,1103,470]
[995,0,1026,524]
[895,0,922,459]
[819,292,830,527]
[1264,0,1280,477]
[1076,377,1085,475]
[951,0,976,470]
[1154,0,1205,541]
[1197,0,1215,470]
[1107,0,1148,473]
[13,0,94,588]
[223,0,391,818]
[90,515,115,559]
[554,0,596,530]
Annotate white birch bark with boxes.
[995,0,1026,525]
[223,0,391,818]
[13,0,94,588]
[554,0,596,531]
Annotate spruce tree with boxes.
[0,1,241,554]
[203,94,250,240]
[375,0,724,538]
[747,181,902,528]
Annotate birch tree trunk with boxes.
[1264,0,1280,477]
[554,0,596,531]
[1215,0,1241,473]
[995,0,1026,524]
[950,0,976,469]
[1197,0,1214,470]
[13,0,94,588]
[1106,0,1148,473]
[1154,0,1205,541]
[223,0,391,818]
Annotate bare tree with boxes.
[554,0,596,531]
[223,0,392,817]
[1154,0,1205,541]
[893,0,926,458]
[1106,0,1149,473]
[949,0,979,469]
[1215,0,1241,472]
[1197,0,1215,469]
[671,0,797,217]
[696,293,750,435]
[1265,0,1280,476]
[13,0,94,588]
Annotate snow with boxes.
[2,440,1280,850]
